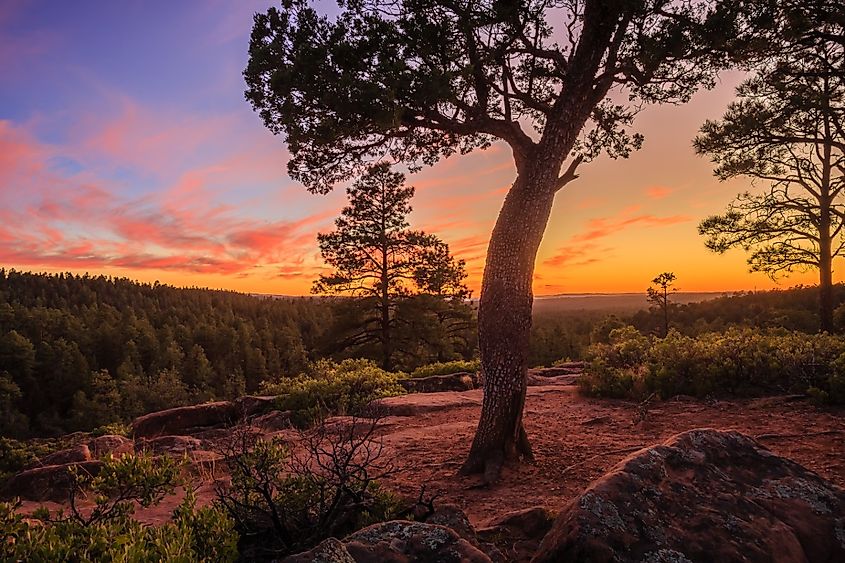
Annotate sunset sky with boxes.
[0,0,825,295]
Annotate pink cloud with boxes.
[646,185,673,199]
[543,243,609,268]
[0,115,329,280]
[572,212,691,243]
[543,207,692,269]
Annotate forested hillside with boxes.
[0,270,477,438]
[0,270,331,437]
[631,284,845,336]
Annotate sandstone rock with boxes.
[344,520,492,563]
[233,395,277,417]
[282,537,355,563]
[426,504,478,544]
[131,401,241,438]
[3,460,103,502]
[526,373,580,387]
[426,504,508,563]
[477,506,554,562]
[251,410,293,432]
[137,435,202,455]
[533,428,845,563]
[372,391,482,417]
[482,506,555,540]
[87,434,133,458]
[38,444,92,466]
[399,373,475,393]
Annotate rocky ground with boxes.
[6,368,845,561]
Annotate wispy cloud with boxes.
[543,206,692,270]
[0,114,328,281]
[645,185,673,199]
[571,207,691,244]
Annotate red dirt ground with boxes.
[20,384,845,529]
[375,385,845,526]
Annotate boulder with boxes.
[131,401,241,438]
[344,520,492,563]
[426,504,478,544]
[137,435,202,455]
[2,460,103,502]
[38,444,92,466]
[282,521,491,562]
[477,506,555,562]
[399,373,475,394]
[426,504,507,562]
[533,428,845,563]
[87,434,133,458]
[283,538,355,563]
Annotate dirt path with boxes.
[375,385,845,526]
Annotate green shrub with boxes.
[410,359,480,378]
[0,436,79,483]
[579,326,845,403]
[90,421,130,438]
[261,359,406,426]
[1,453,237,562]
[216,424,404,559]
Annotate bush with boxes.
[579,326,845,403]
[214,420,404,560]
[1,453,237,562]
[90,421,130,438]
[410,359,480,378]
[261,359,405,427]
[0,436,78,483]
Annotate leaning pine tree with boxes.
[313,163,468,371]
[245,0,773,480]
[696,5,845,332]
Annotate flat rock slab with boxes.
[400,373,476,393]
[533,428,845,563]
[527,374,580,386]
[373,391,483,416]
[131,401,241,439]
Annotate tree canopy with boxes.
[245,0,768,191]
[696,1,844,330]
[313,163,471,370]
[245,0,780,480]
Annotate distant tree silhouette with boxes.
[647,272,677,337]
[245,0,776,480]
[696,2,845,332]
[313,164,469,370]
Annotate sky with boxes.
[0,0,824,295]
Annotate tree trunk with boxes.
[819,85,834,334]
[819,203,834,333]
[458,2,623,481]
[460,170,556,481]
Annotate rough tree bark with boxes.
[819,200,834,332]
[460,174,553,479]
[819,77,835,334]
[460,3,624,480]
